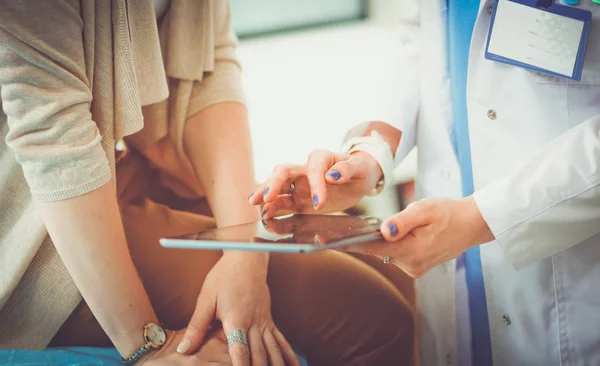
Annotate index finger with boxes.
[249,165,306,206]
[305,150,344,210]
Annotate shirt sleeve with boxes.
[187,0,246,117]
[473,115,600,269]
[0,1,110,202]
[371,13,421,166]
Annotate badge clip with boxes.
[535,0,552,8]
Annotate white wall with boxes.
[237,2,419,217]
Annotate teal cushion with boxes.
[0,347,308,365]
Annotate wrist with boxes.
[351,151,384,192]
[461,197,495,247]
[341,130,395,196]
[122,323,169,365]
[221,251,269,275]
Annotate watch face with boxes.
[144,323,167,347]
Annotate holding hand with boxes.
[249,150,382,218]
[342,197,495,278]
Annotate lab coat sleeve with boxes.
[473,115,600,270]
[369,10,421,167]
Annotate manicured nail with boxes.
[313,195,319,208]
[262,187,270,197]
[313,236,320,245]
[262,208,267,217]
[177,338,191,353]
[387,223,398,237]
[327,170,341,181]
[248,193,254,200]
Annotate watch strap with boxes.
[122,343,152,365]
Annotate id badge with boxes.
[485,0,592,81]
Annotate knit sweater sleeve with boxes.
[187,0,246,117]
[0,0,110,202]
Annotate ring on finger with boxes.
[383,255,391,264]
[227,329,248,347]
[287,181,296,195]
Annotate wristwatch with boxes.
[122,322,167,365]
[340,130,395,196]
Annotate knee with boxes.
[357,287,415,365]
[328,265,415,365]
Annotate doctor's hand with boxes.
[249,150,382,218]
[344,197,495,278]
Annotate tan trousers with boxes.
[50,149,416,366]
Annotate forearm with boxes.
[183,102,267,266]
[473,115,600,269]
[38,182,156,357]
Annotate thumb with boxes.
[177,291,216,354]
[381,201,430,241]
[324,158,357,184]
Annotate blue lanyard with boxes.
[447,0,494,364]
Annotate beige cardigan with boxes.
[0,0,245,348]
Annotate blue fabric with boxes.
[0,347,309,366]
[447,1,493,366]
[0,347,122,365]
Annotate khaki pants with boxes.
[50,149,416,366]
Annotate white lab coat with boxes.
[380,1,600,365]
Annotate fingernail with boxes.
[327,170,341,181]
[313,236,320,245]
[262,187,270,197]
[248,193,254,200]
[262,208,267,217]
[313,195,319,208]
[387,223,398,237]
[177,338,191,353]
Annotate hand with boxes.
[140,328,232,365]
[249,150,382,218]
[177,254,300,366]
[344,197,495,278]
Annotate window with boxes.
[230,0,367,38]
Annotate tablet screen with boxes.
[161,214,383,252]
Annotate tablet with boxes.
[160,214,383,253]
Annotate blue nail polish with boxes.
[313,195,319,208]
[388,223,398,237]
[262,208,267,217]
[327,170,341,181]
[262,187,270,197]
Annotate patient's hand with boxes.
[141,328,232,365]
[249,150,381,218]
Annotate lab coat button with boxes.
[441,169,451,180]
[487,109,497,120]
[487,3,494,14]
[502,314,512,325]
